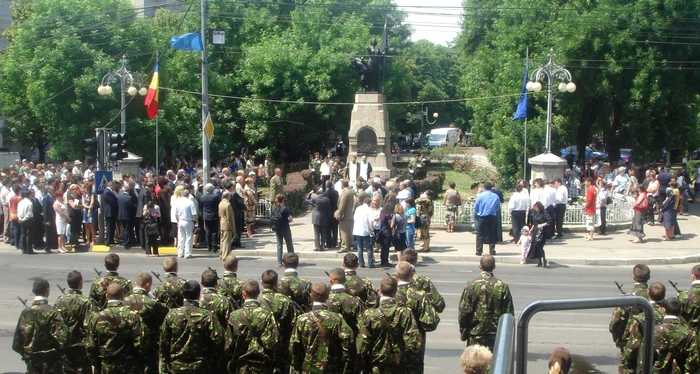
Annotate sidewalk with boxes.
[3,206,698,266]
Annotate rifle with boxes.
[385,272,393,278]
[57,284,67,295]
[668,280,682,294]
[93,268,102,277]
[324,270,330,277]
[151,271,178,305]
[17,296,28,308]
[614,281,626,295]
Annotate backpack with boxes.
[270,206,282,232]
[414,214,423,229]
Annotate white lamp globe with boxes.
[97,86,105,95]
[532,82,542,92]
[558,82,567,92]
[139,87,148,96]
[127,86,138,96]
[566,82,577,93]
[433,113,439,119]
[105,85,113,95]
[526,81,534,91]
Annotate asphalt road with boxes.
[0,251,690,373]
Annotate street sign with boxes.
[94,171,113,195]
[204,112,214,144]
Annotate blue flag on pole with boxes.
[170,33,203,51]
[512,51,529,121]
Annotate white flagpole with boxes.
[523,47,529,181]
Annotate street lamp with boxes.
[420,105,438,147]
[97,55,146,134]
[526,48,576,154]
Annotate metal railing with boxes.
[256,198,272,219]
[429,198,635,228]
[490,313,515,374]
[515,296,654,374]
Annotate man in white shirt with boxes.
[17,190,35,255]
[0,178,10,241]
[554,178,569,239]
[359,155,372,182]
[71,160,82,177]
[346,155,358,184]
[352,196,373,268]
[175,189,198,259]
[397,181,413,209]
[320,157,332,190]
[508,184,529,244]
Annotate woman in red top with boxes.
[583,177,597,241]
[628,185,648,243]
[8,184,21,250]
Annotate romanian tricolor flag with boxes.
[144,64,159,119]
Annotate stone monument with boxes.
[528,152,567,183]
[347,36,395,178]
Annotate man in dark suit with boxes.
[30,189,45,250]
[42,185,57,251]
[103,181,119,246]
[117,184,137,249]
[200,183,221,252]
[322,180,339,249]
[226,182,246,248]
[307,187,331,251]
[135,179,152,250]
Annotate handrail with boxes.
[490,313,515,374]
[515,296,654,374]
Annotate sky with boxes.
[394,0,464,46]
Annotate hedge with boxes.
[413,170,445,197]
[283,170,310,214]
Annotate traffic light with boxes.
[83,137,97,159]
[108,133,128,161]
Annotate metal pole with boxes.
[545,75,553,153]
[524,118,527,180]
[120,76,126,134]
[155,51,159,172]
[201,0,210,185]
[96,128,105,245]
[420,104,424,149]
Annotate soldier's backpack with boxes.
[270,207,282,232]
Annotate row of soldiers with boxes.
[610,264,700,373]
[12,249,447,373]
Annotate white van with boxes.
[428,128,459,147]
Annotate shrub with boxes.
[283,171,309,214]
[412,170,445,197]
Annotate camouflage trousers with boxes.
[26,353,63,374]
[63,346,92,374]
[468,334,497,351]
[417,224,430,239]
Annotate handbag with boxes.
[142,214,160,236]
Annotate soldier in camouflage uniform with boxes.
[609,264,650,352]
[408,154,420,180]
[327,268,365,336]
[199,269,234,329]
[415,191,434,250]
[13,279,69,374]
[290,282,356,373]
[89,253,133,309]
[402,248,446,313]
[621,282,667,374]
[279,252,313,312]
[85,283,146,373]
[227,279,281,373]
[153,257,187,308]
[357,277,422,373]
[53,271,96,374]
[160,280,226,373]
[342,253,379,308]
[679,264,700,332]
[259,270,297,373]
[457,255,514,351]
[651,297,700,373]
[124,272,169,374]
[219,254,245,308]
[395,261,441,374]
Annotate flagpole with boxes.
[155,51,159,173]
[524,47,528,181]
[201,0,210,185]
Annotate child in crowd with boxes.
[518,226,531,264]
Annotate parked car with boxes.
[560,146,608,162]
[620,148,632,164]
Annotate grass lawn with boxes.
[432,165,480,200]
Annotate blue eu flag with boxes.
[170,33,204,52]
[512,53,529,121]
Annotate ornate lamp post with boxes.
[97,55,147,134]
[420,105,438,147]
[526,48,576,153]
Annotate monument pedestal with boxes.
[348,93,395,178]
[528,152,568,183]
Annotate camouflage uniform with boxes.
[344,269,379,308]
[327,285,365,335]
[415,196,433,239]
[259,288,298,373]
[290,303,356,373]
[457,271,514,350]
[219,271,245,308]
[160,299,226,373]
[679,283,700,332]
[85,300,146,373]
[397,282,441,374]
[407,158,419,179]
[89,271,133,309]
[413,271,446,313]
[279,269,313,312]
[620,301,665,374]
[609,282,649,351]
[356,297,422,373]
[651,316,700,373]
[124,288,169,374]
[228,299,281,373]
[54,289,97,373]
[12,297,69,374]
[200,287,234,330]
[153,272,186,309]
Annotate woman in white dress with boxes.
[53,191,71,253]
